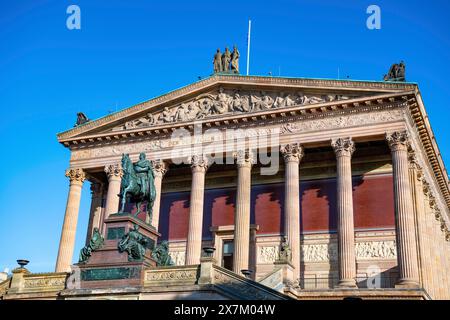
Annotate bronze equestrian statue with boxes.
[119,153,156,224]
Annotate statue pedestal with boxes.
[74,214,161,289]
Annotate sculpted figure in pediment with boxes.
[251,91,274,111]
[212,87,231,114]
[175,103,189,122]
[232,92,250,112]
[159,106,173,123]
[274,93,296,108]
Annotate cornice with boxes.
[59,91,413,147]
[57,75,416,140]
[406,92,450,213]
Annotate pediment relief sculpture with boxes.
[113,88,354,132]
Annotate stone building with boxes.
[1,74,449,300]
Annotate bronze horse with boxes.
[119,153,156,223]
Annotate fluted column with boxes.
[104,163,123,218]
[150,159,168,228]
[408,150,426,287]
[85,182,104,245]
[280,143,304,279]
[185,155,209,265]
[332,137,357,288]
[386,131,420,288]
[55,168,86,272]
[232,150,255,274]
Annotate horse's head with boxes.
[121,154,132,173]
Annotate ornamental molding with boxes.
[144,268,197,284]
[70,109,404,162]
[60,91,411,148]
[58,75,415,141]
[301,243,338,262]
[257,246,280,264]
[258,240,397,264]
[23,275,67,291]
[112,88,353,131]
[355,240,397,260]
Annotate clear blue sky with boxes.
[1,0,449,273]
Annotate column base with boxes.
[395,279,420,289]
[335,279,358,289]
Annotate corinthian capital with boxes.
[331,137,355,157]
[189,154,209,172]
[104,163,123,180]
[151,159,168,177]
[65,168,86,184]
[280,143,304,163]
[234,149,257,167]
[386,131,410,152]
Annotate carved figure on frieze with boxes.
[151,241,174,266]
[78,228,104,264]
[232,92,250,113]
[175,103,189,122]
[118,224,148,262]
[119,153,156,224]
[251,92,274,111]
[213,48,223,73]
[213,87,231,114]
[159,107,173,123]
[274,93,296,109]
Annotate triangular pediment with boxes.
[57,75,417,141]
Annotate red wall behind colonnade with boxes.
[158,174,395,241]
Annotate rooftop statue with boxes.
[222,47,231,72]
[119,153,156,224]
[230,45,240,74]
[74,112,89,127]
[213,48,223,73]
[78,228,104,263]
[383,61,406,82]
[118,224,148,262]
[213,46,239,74]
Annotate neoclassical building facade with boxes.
[2,74,450,300]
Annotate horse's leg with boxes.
[120,186,130,213]
[134,200,141,217]
[148,201,153,226]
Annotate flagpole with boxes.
[246,19,251,76]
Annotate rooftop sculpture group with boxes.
[384,61,406,82]
[213,46,240,74]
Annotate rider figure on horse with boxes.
[134,152,153,196]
